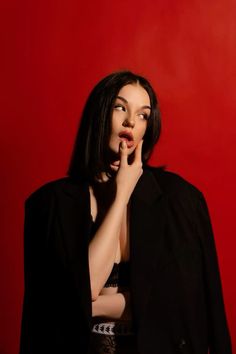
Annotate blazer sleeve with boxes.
[195,192,232,354]
[19,187,55,354]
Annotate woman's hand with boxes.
[115,140,143,205]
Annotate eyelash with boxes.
[113,104,150,120]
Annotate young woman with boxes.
[19,71,232,354]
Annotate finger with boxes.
[110,160,120,171]
[134,139,143,163]
[119,140,128,167]
[110,164,119,171]
[111,160,120,166]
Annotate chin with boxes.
[126,149,135,158]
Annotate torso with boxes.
[88,185,135,352]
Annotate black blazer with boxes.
[19,166,232,354]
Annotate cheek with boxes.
[110,115,119,134]
[109,127,117,141]
[138,123,147,138]
[109,122,119,146]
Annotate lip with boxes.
[118,130,134,148]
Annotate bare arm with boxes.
[88,140,143,301]
[89,196,127,300]
[92,292,131,320]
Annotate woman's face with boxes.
[109,83,151,163]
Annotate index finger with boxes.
[119,140,128,168]
[133,139,143,163]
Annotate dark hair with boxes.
[67,70,161,183]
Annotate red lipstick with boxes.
[118,130,134,148]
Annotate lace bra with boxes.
[104,261,130,288]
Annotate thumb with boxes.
[119,140,128,167]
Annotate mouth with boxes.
[118,130,134,148]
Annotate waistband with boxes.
[91,321,135,336]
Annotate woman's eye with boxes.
[139,113,149,120]
[114,104,125,111]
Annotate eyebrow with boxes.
[116,96,151,110]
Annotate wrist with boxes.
[115,188,130,206]
[92,296,106,317]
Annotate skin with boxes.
[108,83,151,172]
[89,84,150,320]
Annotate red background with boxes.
[1,0,236,353]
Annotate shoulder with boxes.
[26,177,67,203]
[146,165,204,201]
[25,176,88,207]
[145,166,210,224]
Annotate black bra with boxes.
[104,261,130,288]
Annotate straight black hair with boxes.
[67,70,161,184]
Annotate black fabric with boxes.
[19,166,232,354]
[104,263,119,287]
[88,332,138,354]
[118,261,130,287]
[104,262,130,287]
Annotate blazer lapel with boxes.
[129,168,168,325]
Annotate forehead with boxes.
[117,84,150,106]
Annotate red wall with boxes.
[1,0,235,353]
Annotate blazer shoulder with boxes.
[25,176,83,207]
[146,165,203,200]
[147,166,209,223]
[25,176,89,206]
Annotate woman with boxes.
[19,71,232,354]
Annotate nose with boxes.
[122,114,135,128]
